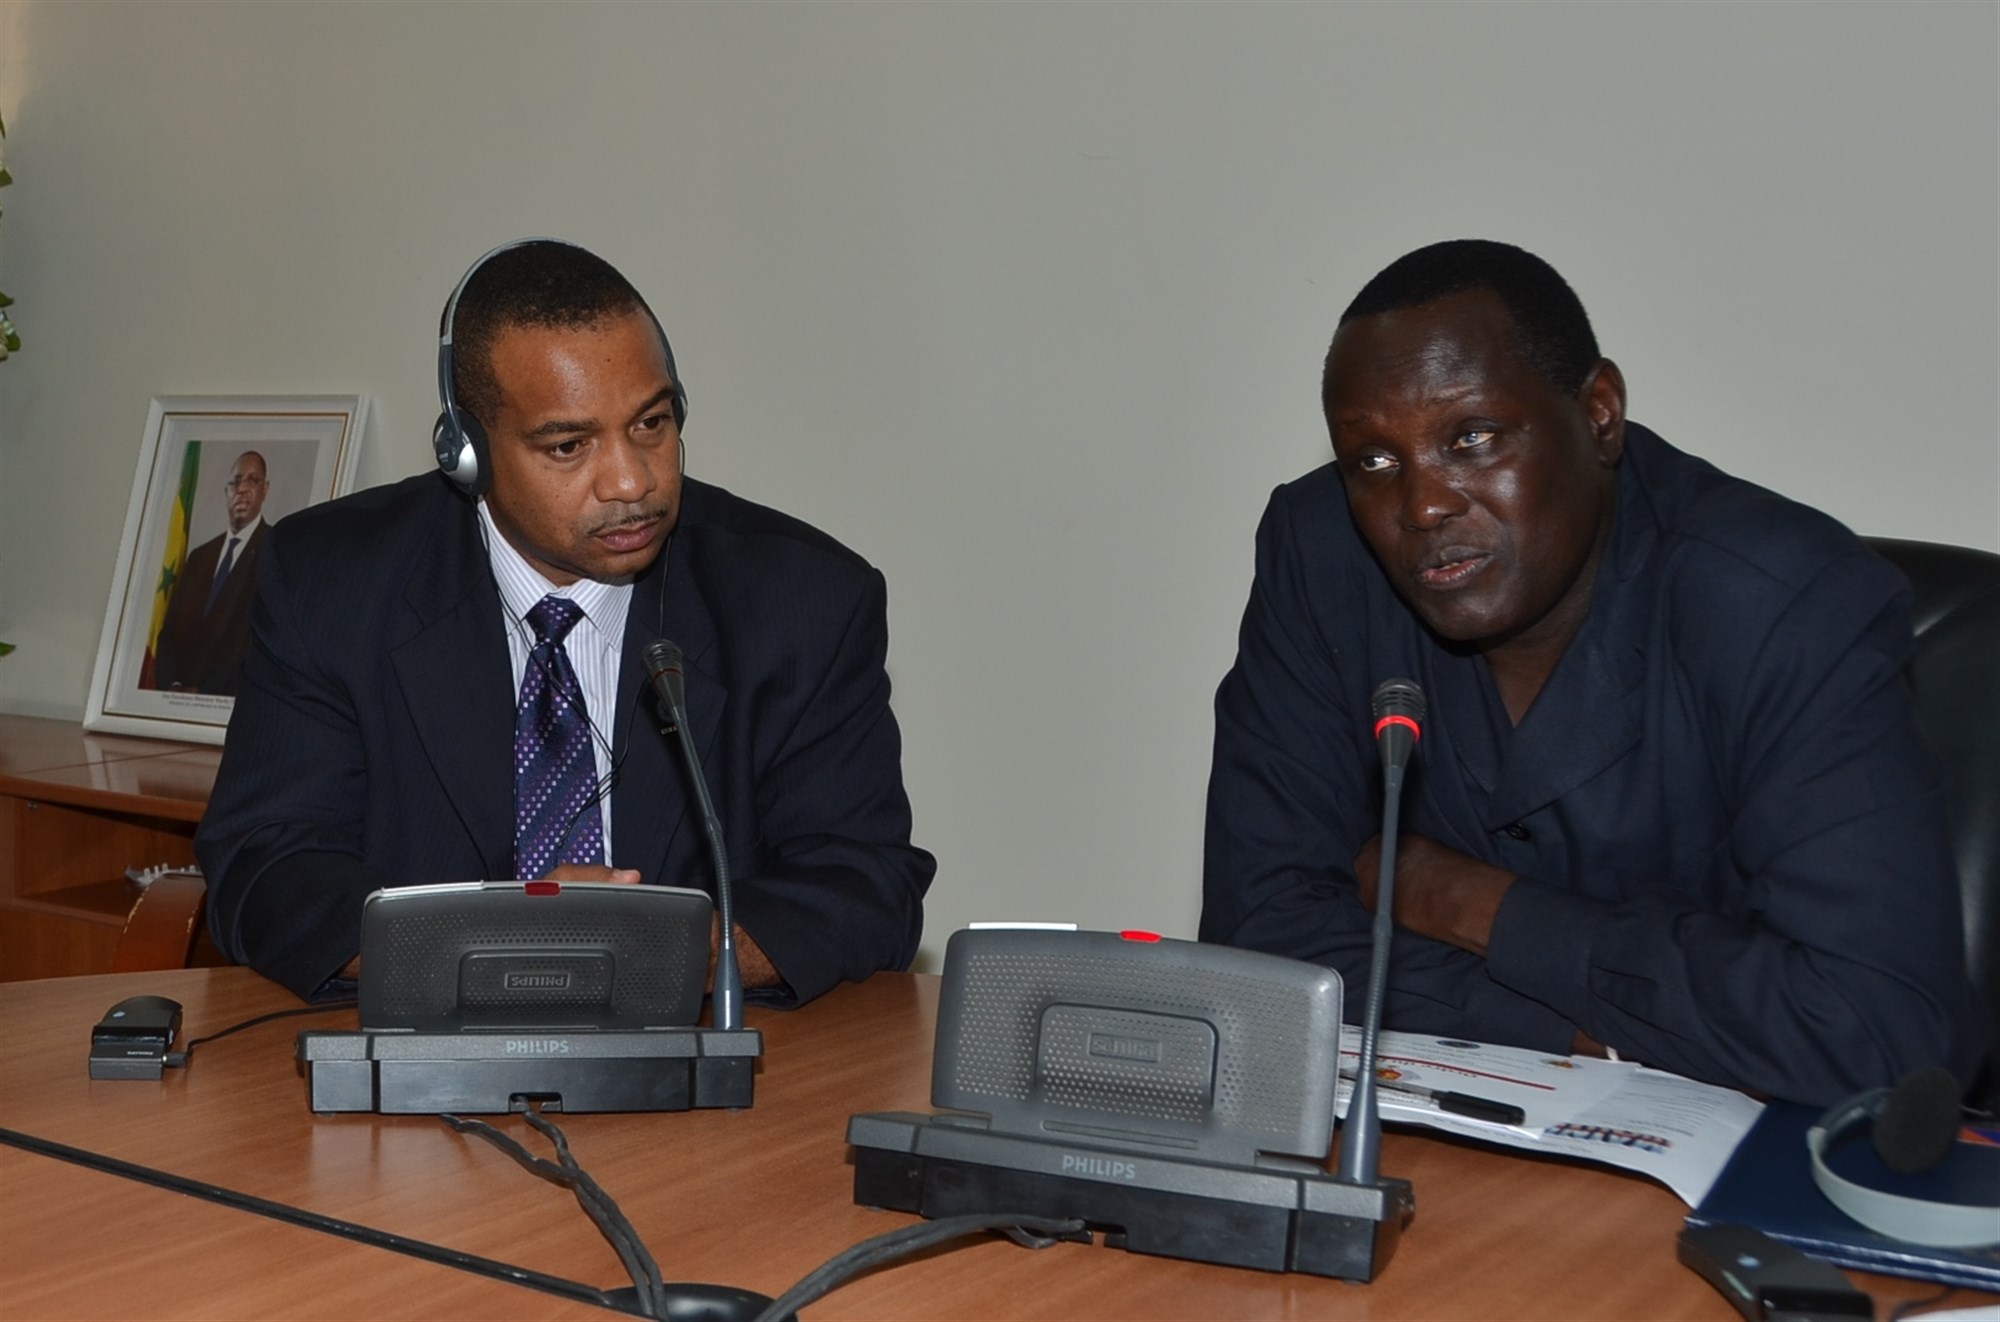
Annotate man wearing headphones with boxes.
[196,240,935,1003]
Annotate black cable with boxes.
[0,1125,623,1313]
[165,999,358,1068]
[524,1109,666,1316]
[440,1110,663,1318]
[751,1213,1088,1322]
[440,1103,1092,1322]
[437,1113,652,1314]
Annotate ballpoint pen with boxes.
[1341,1065,1528,1127]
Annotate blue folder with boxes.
[1686,1101,2000,1292]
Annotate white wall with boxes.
[2,2,1995,968]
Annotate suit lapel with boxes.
[390,491,515,877]
[611,517,729,884]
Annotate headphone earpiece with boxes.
[434,255,495,497]
[432,404,490,497]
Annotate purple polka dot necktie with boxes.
[513,595,606,879]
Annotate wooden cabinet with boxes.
[0,714,219,980]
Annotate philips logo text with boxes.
[1087,1032,1161,1064]
[504,1039,572,1055]
[1061,1153,1138,1181]
[505,972,572,991]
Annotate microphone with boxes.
[1337,677,1427,1188]
[642,639,745,1032]
[643,636,687,728]
[1371,677,1423,789]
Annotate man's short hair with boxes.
[1330,239,1601,399]
[448,241,650,424]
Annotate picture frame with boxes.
[84,394,368,744]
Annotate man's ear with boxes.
[1582,359,1627,467]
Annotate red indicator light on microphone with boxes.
[1119,929,1162,943]
[524,880,562,896]
[1374,714,1421,742]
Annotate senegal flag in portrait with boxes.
[139,443,201,689]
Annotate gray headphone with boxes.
[432,238,688,497]
[1806,1071,2000,1248]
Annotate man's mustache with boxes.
[588,505,671,537]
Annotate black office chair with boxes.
[1866,537,2000,1109]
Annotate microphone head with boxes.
[643,638,688,720]
[643,638,684,681]
[1371,678,1426,726]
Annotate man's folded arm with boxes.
[1485,562,1976,1104]
[731,568,934,1006]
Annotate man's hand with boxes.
[545,864,643,885]
[712,918,782,990]
[1353,833,1516,957]
[542,867,777,989]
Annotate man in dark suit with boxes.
[1200,239,1980,1105]
[151,449,269,694]
[197,241,935,1004]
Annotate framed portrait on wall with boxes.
[84,394,368,744]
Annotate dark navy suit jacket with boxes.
[153,522,266,695]
[198,472,934,1003]
[1200,425,1980,1105]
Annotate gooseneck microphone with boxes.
[643,639,745,1033]
[1337,678,1426,1188]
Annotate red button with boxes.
[524,881,562,896]
[1119,929,1162,943]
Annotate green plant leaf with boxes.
[0,169,12,188]
[0,643,14,658]
[0,292,12,307]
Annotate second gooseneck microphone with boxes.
[643,638,745,1032]
[1336,677,1426,1189]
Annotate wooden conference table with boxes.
[0,970,1971,1321]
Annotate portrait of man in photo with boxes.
[146,446,281,695]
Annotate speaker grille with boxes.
[948,947,1323,1143]
[372,911,698,1015]
[359,884,709,1030]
